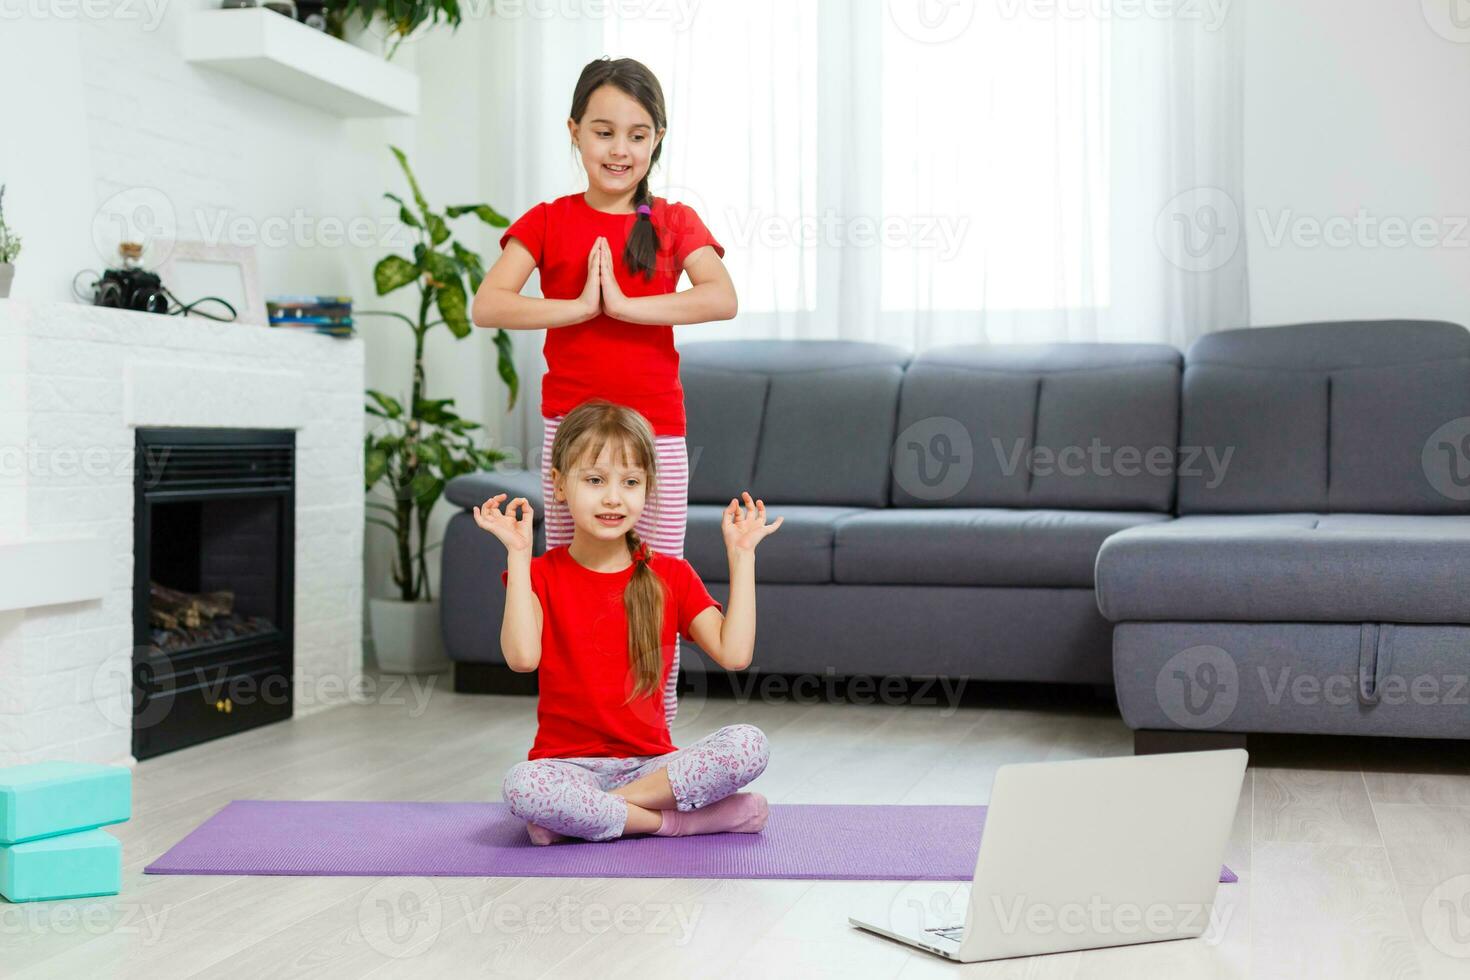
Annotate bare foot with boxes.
[526,821,566,845]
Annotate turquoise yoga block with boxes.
[0,829,122,903]
[0,762,132,845]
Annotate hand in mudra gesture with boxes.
[577,238,603,319]
[578,236,629,320]
[722,491,783,553]
[595,237,630,318]
[473,493,535,554]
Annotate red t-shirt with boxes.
[500,545,724,760]
[498,194,725,437]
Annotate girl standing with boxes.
[474,400,781,844]
[473,56,736,735]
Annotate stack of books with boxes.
[0,762,131,903]
[267,295,355,337]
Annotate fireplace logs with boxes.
[148,580,275,653]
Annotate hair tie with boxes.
[636,204,652,217]
[632,541,651,564]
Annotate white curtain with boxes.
[480,0,1249,459]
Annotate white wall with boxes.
[1244,0,1470,328]
[1,5,517,660]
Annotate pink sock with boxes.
[653,792,769,837]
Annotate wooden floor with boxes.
[5,676,1468,979]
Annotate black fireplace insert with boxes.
[132,428,295,759]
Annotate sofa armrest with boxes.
[444,468,545,518]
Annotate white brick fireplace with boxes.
[0,299,365,768]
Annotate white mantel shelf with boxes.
[182,7,420,118]
[0,539,109,612]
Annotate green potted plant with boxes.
[0,184,20,299]
[323,0,463,60]
[361,145,518,673]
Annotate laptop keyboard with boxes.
[924,925,965,942]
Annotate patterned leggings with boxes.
[539,413,690,729]
[501,724,771,841]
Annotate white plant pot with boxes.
[369,596,450,674]
[0,263,13,298]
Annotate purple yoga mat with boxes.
[144,800,1237,883]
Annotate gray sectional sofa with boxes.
[1097,321,1470,746]
[441,321,1470,749]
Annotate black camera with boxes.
[95,265,169,314]
[92,241,169,313]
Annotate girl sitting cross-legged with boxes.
[475,398,783,845]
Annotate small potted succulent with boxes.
[0,185,20,299]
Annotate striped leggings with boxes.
[539,413,689,729]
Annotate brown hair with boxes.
[569,57,666,282]
[548,399,666,703]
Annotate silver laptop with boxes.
[849,749,1247,963]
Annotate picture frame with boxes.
[155,240,268,326]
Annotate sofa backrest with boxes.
[679,340,910,507]
[890,344,1182,511]
[1178,320,1470,514]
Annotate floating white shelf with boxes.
[183,7,419,118]
[0,538,110,612]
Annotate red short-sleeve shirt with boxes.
[501,545,724,760]
[499,194,725,437]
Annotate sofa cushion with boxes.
[444,467,544,515]
[891,343,1181,512]
[1096,513,1470,623]
[835,508,1172,588]
[1179,320,1470,514]
[681,340,910,507]
[685,504,867,584]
